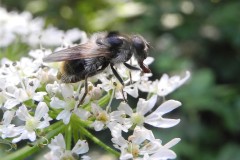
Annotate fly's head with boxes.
[131,35,151,73]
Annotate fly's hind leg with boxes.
[77,62,109,108]
[77,75,89,108]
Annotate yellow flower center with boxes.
[97,111,109,123]
[131,113,144,125]
[25,117,39,131]
[60,151,77,160]
[127,143,140,158]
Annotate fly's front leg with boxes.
[124,62,140,85]
[123,62,140,71]
[110,64,124,86]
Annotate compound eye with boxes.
[107,36,123,47]
[132,36,145,51]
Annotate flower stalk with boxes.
[75,120,121,157]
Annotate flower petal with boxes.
[35,102,49,119]
[61,84,74,99]
[131,127,155,144]
[157,71,190,96]
[145,116,180,128]
[108,122,124,138]
[150,149,177,159]
[136,95,157,115]
[164,138,181,149]
[3,110,15,125]
[72,140,89,154]
[56,110,71,124]
[4,99,21,109]
[154,100,181,116]
[50,97,66,109]
[118,102,133,116]
[91,121,104,131]
[124,85,138,98]
[37,121,50,129]
[32,92,47,101]
[48,134,66,151]
[74,108,91,120]
[16,105,31,121]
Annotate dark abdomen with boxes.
[59,57,108,83]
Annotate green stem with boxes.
[146,92,154,100]
[106,89,114,112]
[81,92,111,111]
[4,122,65,160]
[72,123,80,144]
[43,121,63,132]
[74,117,120,157]
[71,114,92,128]
[98,92,111,107]
[65,124,72,150]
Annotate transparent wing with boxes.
[43,42,111,62]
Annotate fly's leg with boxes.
[121,88,127,102]
[77,75,88,108]
[110,64,124,85]
[77,62,109,107]
[123,62,140,71]
[110,64,127,102]
[123,62,140,85]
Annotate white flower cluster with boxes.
[0,7,87,48]
[0,7,190,160]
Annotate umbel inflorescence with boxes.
[0,7,190,160]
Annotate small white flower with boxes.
[49,83,90,124]
[144,100,181,128]
[45,133,89,160]
[98,75,124,99]
[4,78,46,109]
[139,71,191,96]
[118,95,181,129]
[112,126,180,160]
[0,58,23,86]
[0,110,22,139]
[46,81,62,95]
[18,57,42,77]
[145,138,181,160]
[12,102,52,143]
[90,103,130,135]
[157,71,191,96]
[50,96,75,124]
[90,103,110,131]
[98,75,138,100]
[118,95,157,127]
[107,121,131,138]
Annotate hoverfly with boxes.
[43,31,151,106]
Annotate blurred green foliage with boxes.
[1,0,240,159]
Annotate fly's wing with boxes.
[43,42,111,62]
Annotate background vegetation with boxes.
[1,0,240,159]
